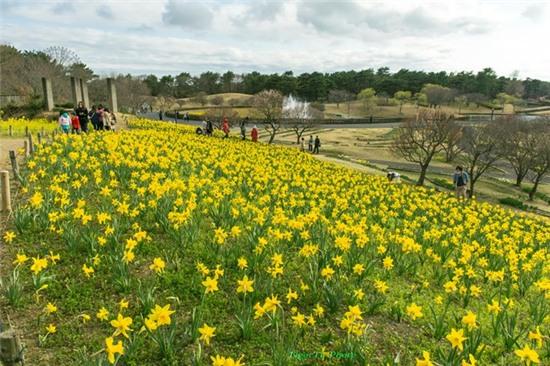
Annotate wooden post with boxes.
[8,151,21,183]
[28,134,34,154]
[8,126,12,137]
[0,170,11,213]
[41,127,45,136]
[24,126,28,137]
[37,132,42,145]
[23,141,29,157]
[0,329,24,365]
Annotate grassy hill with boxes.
[1,118,548,365]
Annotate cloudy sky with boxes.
[1,0,549,80]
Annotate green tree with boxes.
[357,88,376,112]
[414,92,428,107]
[394,90,412,114]
[221,71,235,93]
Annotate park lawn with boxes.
[180,107,257,118]
[324,101,494,119]
[176,93,253,109]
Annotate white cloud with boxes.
[0,0,549,80]
[162,0,214,29]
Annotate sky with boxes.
[1,0,549,80]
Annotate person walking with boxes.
[75,101,89,133]
[103,108,112,131]
[159,110,163,121]
[240,118,247,140]
[97,104,105,130]
[58,111,71,134]
[308,135,314,152]
[222,117,230,138]
[453,166,469,199]
[89,105,99,131]
[175,111,179,123]
[300,137,306,152]
[313,136,321,154]
[206,119,214,136]
[251,125,259,142]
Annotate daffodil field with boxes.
[0,118,57,137]
[1,118,549,365]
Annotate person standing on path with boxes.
[453,166,469,199]
[75,101,89,133]
[308,135,314,152]
[206,119,214,136]
[313,136,321,154]
[300,137,306,152]
[89,105,99,131]
[240,118,247,140]
[251,125,259,142]
[159,110,163,121]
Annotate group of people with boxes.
[58,102,117,134]
[197,116,259,142]
[300,135,321,154]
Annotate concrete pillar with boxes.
[41,77,54,111]
[70,77,80,107]
[107,78,118,113]
[80,79,90,108]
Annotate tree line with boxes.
[2,44,550,115]
[143,68,550,103]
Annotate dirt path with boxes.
[0,138,25,170]
[314,154,385,176]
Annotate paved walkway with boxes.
[137,112,401,129]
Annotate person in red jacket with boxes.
[70,112,81,134]
[222,117,230,139]
[251,125,258,142]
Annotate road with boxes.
[137,112,401,129]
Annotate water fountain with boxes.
[282,95,311,119]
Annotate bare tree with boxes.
[454,95,468,114]
[421,84,454,107]
[114,76,151,113]
[391,109,453,185]
[527,122,550,200]
[206,107,239,129]
[459,123,501,197]
[328,89,352,109]
[287,108,323,144]
[499,117,536,186]
[211,95,224,106]
[191,92,208,106]
[43,46,81,68]
[442,119,464,162]
[253,90,283,144]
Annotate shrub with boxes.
[310,102,325,112]
[431,178,455,190]
[498,197,525,209]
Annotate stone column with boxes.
[80,79,90,108]
[41,77,54,111]
[70,77,80,107]
[107,78,118,113]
